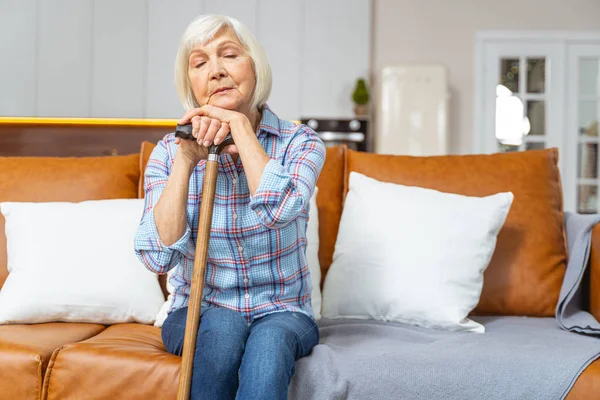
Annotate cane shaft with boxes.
[176,160,219,400]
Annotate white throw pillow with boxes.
[321,172,514,333]
[153,187,323,327]
[0,199,165,325]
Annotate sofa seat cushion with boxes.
[0,322,105,400]
[42,322,599,400]
[567,358,600,400]
[43,323,179,400]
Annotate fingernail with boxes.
[214,138,220,145]
[204,141,210,147]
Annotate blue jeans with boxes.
[161,306,319,400]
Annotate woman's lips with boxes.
[213,88,232,95]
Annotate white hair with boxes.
[174,15,272,112]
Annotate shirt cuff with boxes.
[250,159,291,207]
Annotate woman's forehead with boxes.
[190,27,242,54]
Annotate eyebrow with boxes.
[217,40,241,49]
[189,40,241,57]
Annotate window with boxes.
[568,45,600,214]
[475,32,600,213]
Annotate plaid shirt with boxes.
[134,106,326,324]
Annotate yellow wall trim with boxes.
[0,117,179,127]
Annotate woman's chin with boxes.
[208,97,243,111]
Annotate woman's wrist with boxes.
[174,149,198,176]
[229,114,253,138]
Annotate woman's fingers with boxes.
[179,108,202,125]
[203,118,221,147]
[213,122,230,146]
[191,115,202,139]
[180,110,233,148]
[196,117,211,145]
[180,105,243,126]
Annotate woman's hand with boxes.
[177,104,269,195]
[174,132,210,166]
[179,105,247,146]
[175,107,241,165]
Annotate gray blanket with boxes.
[289,212,600,400]
[558,212,600,334]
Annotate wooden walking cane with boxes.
[174,124,235,400]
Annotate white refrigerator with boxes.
[376,65,450,156]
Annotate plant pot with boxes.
[354,104,369,116]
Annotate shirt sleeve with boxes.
[249,127,326,229]
[134,137,194,274]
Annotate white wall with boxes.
[373,0,600,154]
[0,0,371,121]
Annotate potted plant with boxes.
[352,78,370,116]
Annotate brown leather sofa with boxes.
[0,142,598,399]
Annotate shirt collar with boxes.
[256,104,281,136]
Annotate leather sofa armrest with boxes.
[589,224,600,321]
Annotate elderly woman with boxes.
[134,14,325,400]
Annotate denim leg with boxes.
[161,306,250,400]
[236,311,319,400]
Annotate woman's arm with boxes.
[247,128,326,229]
[153,150,196,246]
[134,137,196,274]
[228,116,270,196]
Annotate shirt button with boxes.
[244,293,250,299]
[233,213,237,220]
[232,179,237,185]
[238,246,243,252]
[243,278,248,283]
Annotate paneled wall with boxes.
[1,0,371,121]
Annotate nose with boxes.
[208,58,227,80]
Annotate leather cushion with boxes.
[346,148,567,317]
[139,141,348,289]
[314,146,347,285]
[0,323,105,400]
[41,322,599,400]
[0,154,140,291]
[589,224,600,322]
[43,324,179,400]
[567,358,600,400]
